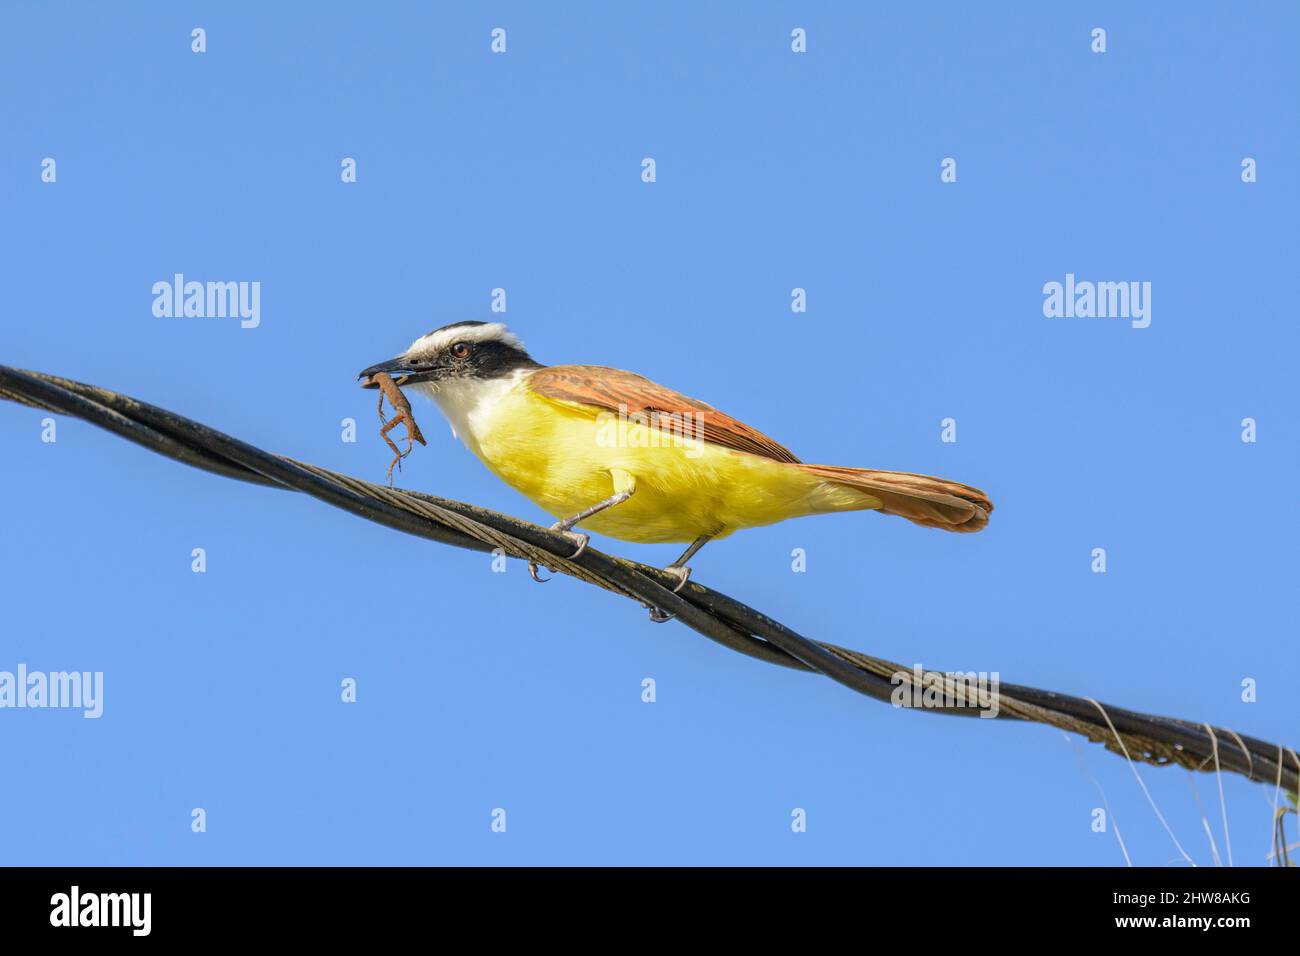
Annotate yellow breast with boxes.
[456,377,842,544]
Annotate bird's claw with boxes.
[647,565,691,622]
[528,529,589,583]
[549,526,590,560]
[663,565,691,593]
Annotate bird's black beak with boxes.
[357,356,421,389]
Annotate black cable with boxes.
[3,365,1295,793]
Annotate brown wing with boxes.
[528,365,801,464]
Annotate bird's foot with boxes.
[663,564,691,592]
[647,564,691,623]
[528,528,589,583]
[549,524,590,561]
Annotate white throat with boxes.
[412,370,528,453]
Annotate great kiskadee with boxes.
[359,321,992,595]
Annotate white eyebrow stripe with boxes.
[405,322,523,356]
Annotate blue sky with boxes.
[0,2,1295,865]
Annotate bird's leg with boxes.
[663,536,710,590]
[528,481,636,583]
[648,535,711,623]
[553,490,634,535]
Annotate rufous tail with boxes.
[797,464,993,532]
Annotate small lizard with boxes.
[367,371,427,485]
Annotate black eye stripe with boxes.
[431,337,541,378]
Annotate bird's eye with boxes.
[451,342,472,359]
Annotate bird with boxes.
[359,321,992,610]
